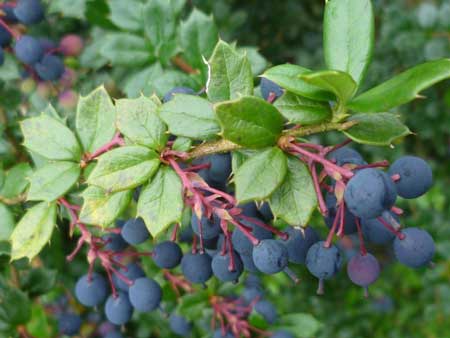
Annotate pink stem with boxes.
[86,132,125,161]
[324,203,342,248]
[229,219,260,246]
[0,18,19,39]
[355,218,367,256]
[354,160,390,170]
[391,206,404,215]
[310,162,328,216]
[324,138,352,155]
[237,215,288,240]
[377,217,405,240]
[391,174,401,182]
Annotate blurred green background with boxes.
[1,0,449,337]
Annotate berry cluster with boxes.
[0,0,83,82]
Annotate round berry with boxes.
[58,313,81,336]
[35,54,65,81]
[13,0,45,25]
[181,252,213,284]
[393,227,435,268]
[255,299,277,324]
[121,218,150,245]
[152,241,183,269]
[361,213,397,245]
[128,277,162,312]
[59,34,84,56]
[306,242,342,280]
[260,78,283,101]
[327,147,366,166]
[283,226,319,264]
[75,273,107,307]
[169,314,192,336]
[191,212,221,240]
[0,26,12,47]
[162,86,196,103]
[232,219,273,256]
[105,291,133,325]
[113,262,145,291]
[347,253,380,287]
[252,239,288,274]
[325,193,358,235]
[14,36,44,65]
[211,251,244,282]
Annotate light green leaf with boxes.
[343,113,412,145]
[28,162,80,202]
[76,86,116,154]
[270,156,317,226]
[277,313,322,338]
[0,204,14,241]
[172,137,192,152]
[87,146,160,192]
[137,166,183,237]
[21,115,81,161]
[116,95,168,150]
[301,70,357,103]
[274,91,332,125]
[239,46,268,77]
[79,187,132,226]
[100,33,152,66]
[348,59,450,112]
[0,163,32,199]
[152,70,200,96]
[10,202,57,261]
[180,9,218,77]
[262,64,334,101]
[235,147,287,203]
[159,94,220,140]
[26,304,52,338]
[109,0,143,31]
[206,40,253,102]
[324,0,374,85]
[215,96,284,148]
[122,63,164,98]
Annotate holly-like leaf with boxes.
[87,146,160,193]
[235,147,287,203]
[261,64,334,102]
[301,70,357,103]
[180,9,218,77]
[239,46,268,77]
[159,94,220,140]
[274,92,331,125]
[269,156,317,226]
[348,59,450,112]
[0,204,14,241]
[215,96,284,148]
[100,33,153,66]
[21,115,81,161]
[123,63,164,98]
[10,202,57,261]
[20,268,57,298]
[206,40,253,102]
[0,163,32,199]
[137,166,183,237]
[28,162,80,202]
[109,0,143,31]
[324,0,374,86]
[116,95,168,150]
[79,187,132,226]
[343,113,412,146]
[76,86,116,154]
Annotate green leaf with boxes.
[109,0,143,31]
[47,0,86,19]
[262,64,334,101]
[20,268,57,298]
[172,137,192,152]
[21,115,81,161]
[301,70,357,103]
[79,187,132,226]
[274,91,332,125]
[116,95,167,150]
[10,202,57,261]
[152,70,200,96]
[0,204,14,241]
[239,46,268,77]
[215,96,284,148]
[0,282,31,327]
[87,146,160,193]
[26,304,52,338]
[235,147,287,203]
[206,40,253,102]
[123,64,164,98]
[348,59,450,112]
[180,9,218,77]
[28,162,80,202]
[137,166,183,237]
[100,33,152,66]
[0,163,32,199]
[159,94,220,140]
[343,113,412,146]
[324,0,374,86]
[76,86,116,154]
[269,156,317,226]
[277,313,322,338]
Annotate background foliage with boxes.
[0,0,449,337]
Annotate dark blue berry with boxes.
[113,262,145,291]
[105,291,133,325]
[104,332,124,338]
[14,35,44,65]
[191,212,221,240]
[239,250,258,272]
[242,286,263,303]
[347,253,380,288]
[393,227,435,268]
[252,239,288,274]
[362,213,397,245]
[121,218,150,245]
[232,219,273,256]
[211,251,243,282]
[58,313,81,336]
[306,242,342,280]
[283,226,319,264]
[327,147,366,166]
[388,156,433,199]
[213,329,234,338]
[344,168,397,219]
[258,202,274,222]
[1,4,18,23]
[103,230,128,252]
[0,48,4,66]
[255,299,277,324]
[181,252,213,284]
[0,26,12,47]
[260,78,283,101]
[13,0,45,25]
[162,86,196,103]
[240,202,260,218]
[169,314,192,336]
[208,153,232,184]
[271,330,295,338]
[75,273,107,307]
[152,240,183,269]
[128,277,162,312]
[35,54,65,81]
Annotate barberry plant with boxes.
[1,0,449,337]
